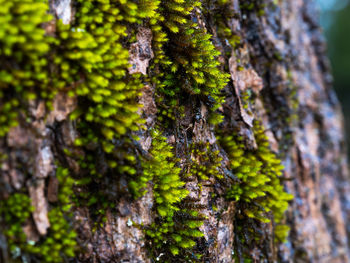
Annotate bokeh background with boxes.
[317,0,350,151]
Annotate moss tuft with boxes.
[0,0,53,136]
[188,141,223,181]
[0,167,77,262]
[132,130,205,261]
[219,120,293,231]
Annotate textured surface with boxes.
[1,0,350,262]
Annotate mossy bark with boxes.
[1,0,350,262]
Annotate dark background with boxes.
[317,0,350,151]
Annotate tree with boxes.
[1,0,349,262]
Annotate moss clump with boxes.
[0,193,34,251]
[36,208,77,262]
[162,25,229,107]
[219,120,293,226]
[277,70,299,155]
[53,0,163,225]
[150,0,230,125]
[0,0,53,136]
[131,130,204,261]
[58,0,146,153]
[131,129,188,212]
[188,141,223,181]
[219,121,293,261]
[204,0,241,50]
[0,167,77,262]
[55,166,75,212]
[239,1,267,17]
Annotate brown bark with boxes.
[1,0,350,262]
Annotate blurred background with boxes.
[317,0,350,152]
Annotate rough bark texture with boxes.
[1,0,350,262]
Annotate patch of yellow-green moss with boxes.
[149,0,230,125]
[0,0,295,262]
[132,130,205,262]
[188,141,223,181]
[0,167,77,262]
[0,0,53,136]
[218,120,293,233]
[57,0,162,227]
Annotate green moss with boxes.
[218,120,293,231]
[0,193,34,247]
[51,0,165,227]
[58,0,146,152]
[208,111,225,125]
[239,1,267,17]
[149,0,230,126]
[281,70,299,153]
[240,90,254,110]
[188,142,223,181]
[56,166,75,212]
[134,129,188,213]
[131,130,205,261]
[224,120,293,260]
[205,0,241,49]
[0,0,53,136]
[274,224,291,243]
[0,0,293,261]
[0,167,77,262]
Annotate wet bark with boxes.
[1,0,350,262]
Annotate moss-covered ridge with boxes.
[150,0,230,125]
[140,130,205,262]
[219,120,293,238]
[0,167,77,262]
[0,0,52,136]
[0,0,294,262]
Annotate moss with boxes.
[240,90,254,110]
[274,224,291,243]
[261,70,299,156]
[135,130,188,213]
[239,1,267,17]
[52,0,164,226]
[225,120,293,261]
[59,0,146,150]
[131,130,205,261]
[0,0,53,136]
[0,167,77,262]
[55,166,75,212]
[218,120,293,236]
[204,0,241,50]
[0,193,34,248]
[0,0,293,261]
[280,70,299,153]
[149,0,230,126]
[208,111,225,125]
[188,141,223,181]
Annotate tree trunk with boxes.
[1,0,350,262]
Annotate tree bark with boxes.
[1,0,350,262]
